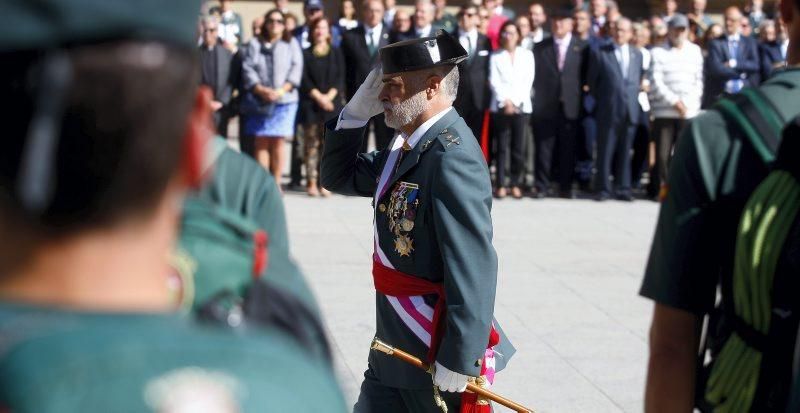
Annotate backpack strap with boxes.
[714,87,785,165]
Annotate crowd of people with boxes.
[199,0,788,200]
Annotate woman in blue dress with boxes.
[241,9,304,191]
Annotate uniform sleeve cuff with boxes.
[335,110,369,131]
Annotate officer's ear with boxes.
[180,86,214,189]
[425,73,444,99]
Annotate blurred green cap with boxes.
[0,0,202,51]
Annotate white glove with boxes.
[433,361,469,393]
[341,66,384,122]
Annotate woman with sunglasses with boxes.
[241,9,303,191]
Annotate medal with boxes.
[400,218,415,232]
[394,234,414,257]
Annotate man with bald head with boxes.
[587,17,643,201]
[589,0,607,36]
[392,0,441,42]
[704,6,761,106]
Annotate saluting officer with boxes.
[321,31,515,412]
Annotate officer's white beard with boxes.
[383,90,429,130]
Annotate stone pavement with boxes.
[284,192,660,412]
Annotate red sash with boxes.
[371,259,500,363]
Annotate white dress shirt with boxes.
[554,33,572,71]
[416,25,433,38]
[531,28,545,44]
[615,43,630,79]
[489,47,535,113]
[459,29,478,56]
[365,23,384,48]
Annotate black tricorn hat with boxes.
[380,30,468,75]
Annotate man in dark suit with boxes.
[587,17,643,201]
[760,20,788,81]
[199,16,236,139]
[532,9,589,198]
[341,0,394,151]
[453,3,491,140]
[704,6,761,107]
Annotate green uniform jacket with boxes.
[196,140,319,315]
[641,69,800,315]
[321,108,515,389]
[0,304,346,412]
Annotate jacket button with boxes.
[378,204,387,213]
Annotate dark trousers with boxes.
[238,117,255,158]
[648,118,685,197]
[289,126,304,186]
[595,119,636,196]
[631,110,651,189]
[353,367,463,413]
[576,114,597,185]
[360,114,395,152]
[213,110,232,139]
[459,105,485,142]
[493,112,529,188]
[533,110,578,193]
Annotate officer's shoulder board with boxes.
[420,128,462,153]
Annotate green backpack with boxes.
[177,138,331,362]
[178,197,268,310]
[699,97,800,412]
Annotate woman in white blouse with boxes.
[489,20,535,199]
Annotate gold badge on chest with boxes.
[385,181,420,257]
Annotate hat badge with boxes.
[426,39,441,64]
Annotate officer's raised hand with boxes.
[341,66,384,122]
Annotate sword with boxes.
[370,338,535,413]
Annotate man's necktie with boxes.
[367,32,377,56]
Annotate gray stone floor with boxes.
[283,192,660,412]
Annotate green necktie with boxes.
[368,32,377,56]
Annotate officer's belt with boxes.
[372,258,499,363]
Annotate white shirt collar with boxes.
[395,107,452,150]
[366,22,383,34]
[417,25,432,35]
[728,33,741,42]
[460,29,478,40]
[532,28,544,42]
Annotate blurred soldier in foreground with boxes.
[640,0,800,411]
[0,0,345,411]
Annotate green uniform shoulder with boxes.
[0,304,346,412]
[639,69,800,315]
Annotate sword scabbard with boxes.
[369,337,536,413]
